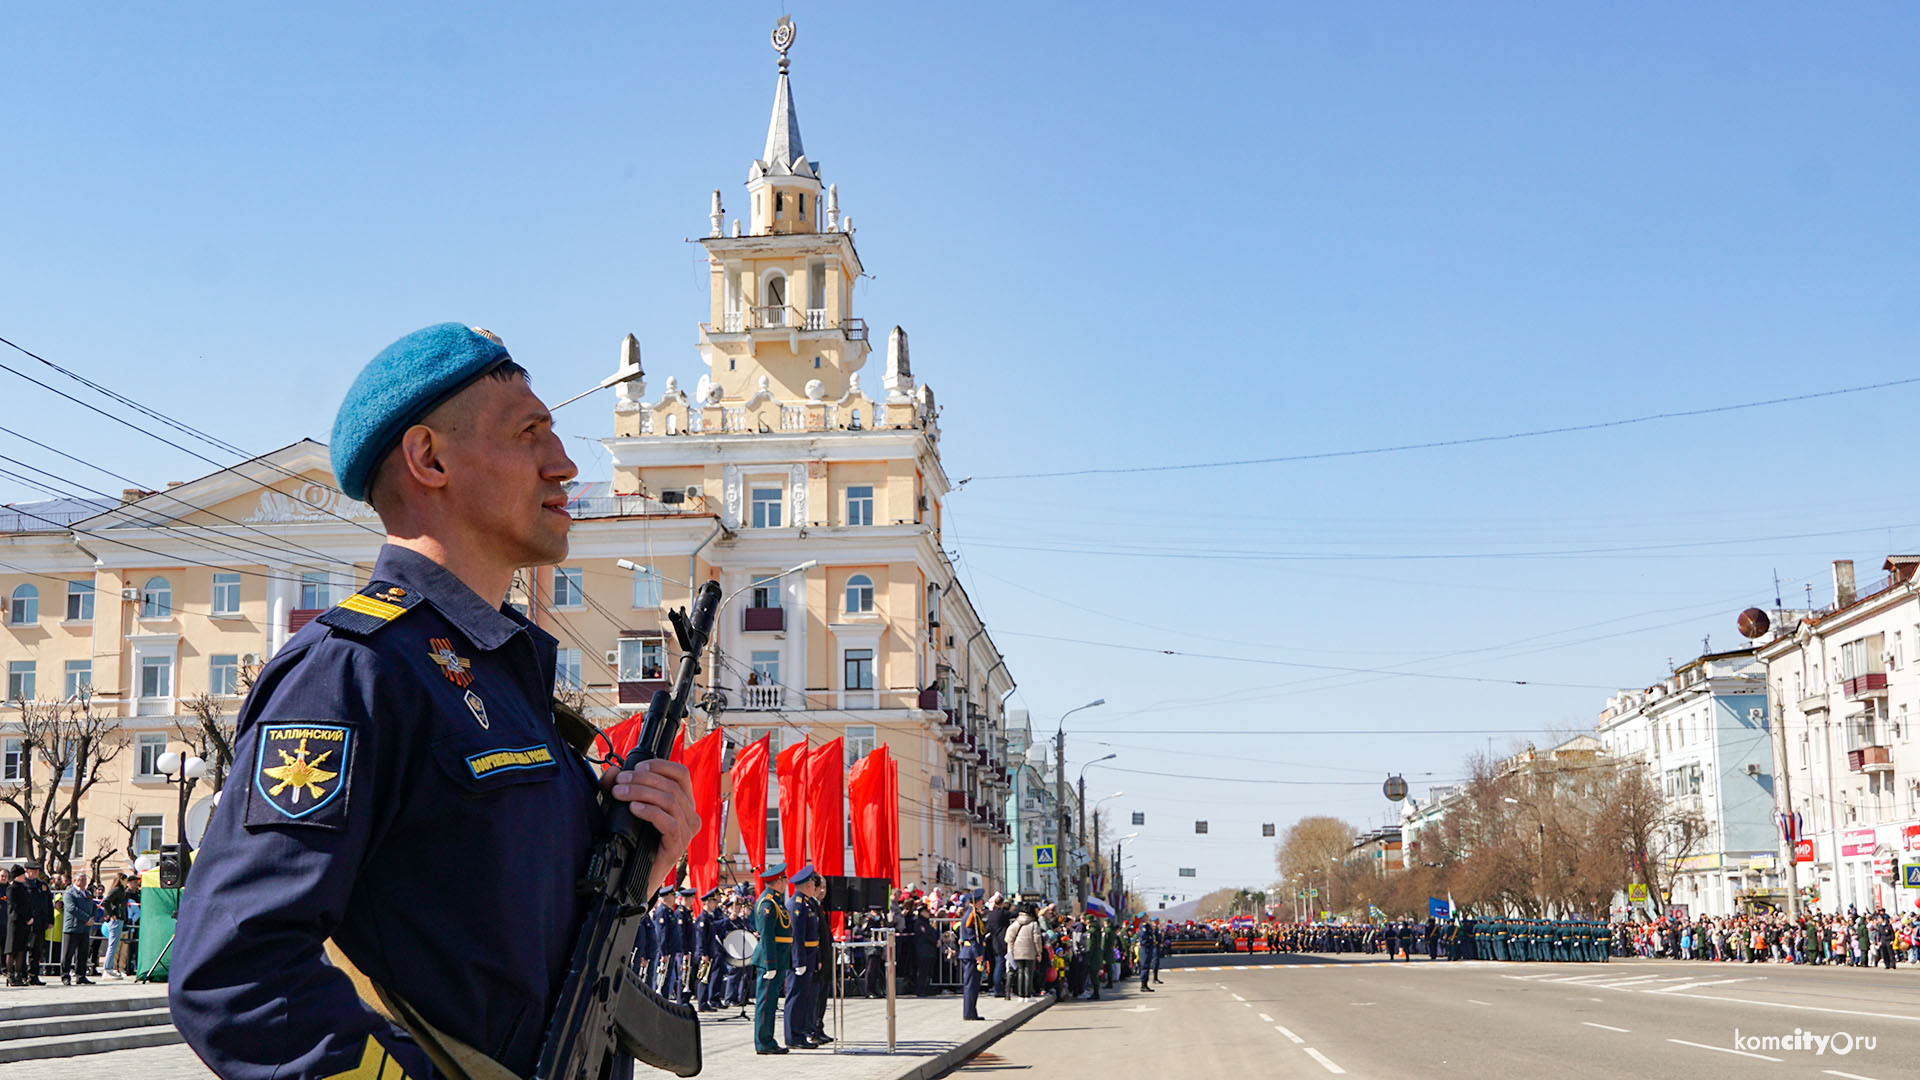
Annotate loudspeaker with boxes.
[824,875,892,913]
[158,843,191,888]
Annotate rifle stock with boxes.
[535,579,721,1079]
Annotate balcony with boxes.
[737,684,787,711]
[742,607,785,632]
[939,708,963,734]
[707,307,868,343]
[918,687,941,711]
[945,791,969,819]
[1848,745,1894,773]
[617,679,669,705]
[1844,673,1889,700]
[1798,689,1830,714]
[288,608,322,634]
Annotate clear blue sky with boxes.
[4,3,1916,904]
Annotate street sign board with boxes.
[1262,823,1275,837]
[1178,867,1196,878]
[1033,844,1056,869]
[1903,864,1920,888]
[1132,811,1145,826]
[1627,884,1650,902]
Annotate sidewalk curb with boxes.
[898,995,1054,1080]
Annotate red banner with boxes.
[848,746,890,880]
[684,730,723,897]
[883,754,900,887]
[602,712,647,761]
[805,739,846,880]
[731,735,772,891]
[776,739,810,889]
[662,732,687,889]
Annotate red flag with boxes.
[805,739,846,881]
[883,754,901,887]
[776,739,810,891]
[663,732,688,889]
[806,738,846,937]
[848,747,885,879]
[602,712,648,761]
[685,730,723,897]
[731,735,772,891]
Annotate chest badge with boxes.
[429,638,474,688]
[464,689,490,729]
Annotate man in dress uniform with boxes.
[751,864,793,1054]
[784,866,824,1050]
[693,888,722,1012]
[727,889,755,1006]
[957,890,988,1020]
[1137,918,1159,992]
[649,889,681,998]
[169,322,699,1080]
[805,878,834,1044]
[674,887,698,1004]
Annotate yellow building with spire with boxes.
[0,18,1022,894]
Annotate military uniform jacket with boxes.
[957,909,986,961]
[788,893,821,970]
[751,890,793,971]
[651,903,680,960]
[170,545,604,1080]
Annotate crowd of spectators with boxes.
[1615,908,1916,968]
[0,862,141,987]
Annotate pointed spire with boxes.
[754,17,816,180]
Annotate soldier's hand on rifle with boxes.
[602,758,699,897]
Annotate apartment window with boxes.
[766,806,782,851]
[749,650,781,690]
[750,580,780,609]
[141,577,172,618]
[6,661,34,702]
[551,567,584,609]
[845,574,875,615]
[209,654,240,696]
[0,738,20,781]
[62,660,90,699]
[299,571,332,610]
[0,821,20,859]
[845,724,877,766]
[136,734,169,779]
[133,814,164,855]
[139,655,172,701]
[843,648,874,691]
[555,648,583,691]
[617,638,665,682]
[64,818,84,860]
[49,739,75,783]
[750,487,784,529]
[631,567,662,608]
[8,585,37,625]
[211,572,242,615]
[65,580,93,622]
[846,486,874,526]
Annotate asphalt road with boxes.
[955,955,1920,1080]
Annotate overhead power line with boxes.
[971,374,1920,481]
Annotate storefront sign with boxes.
[1873,856,1896,878]
[1794,839,1816,863]
[1673,852,1722,871]
[1905,824,1920,854]
[1841,828,1877,858]
[1748,855,1777,871]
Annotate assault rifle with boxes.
[536,579,720,1079]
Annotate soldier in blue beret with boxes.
[784,866,826,1049]
[170,323,700,1080]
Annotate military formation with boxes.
[1366,916,1612,962]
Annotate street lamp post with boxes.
[1075,759,1116,909]
[1053,698,1105,904]
[156,749,206,886]
[662,559,816,736]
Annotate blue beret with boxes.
[330,322,514,502]
[790,864,817,886]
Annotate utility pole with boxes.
[1077,773,1087,909]
[1055,726,1066,904]
[1091,809,1102,906]
[1770,702,1801,917]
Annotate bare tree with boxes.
[0,691,126,875]
[174,692,240,792]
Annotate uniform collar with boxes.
[372,544,539,653]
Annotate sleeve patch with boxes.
[247,722,354,830]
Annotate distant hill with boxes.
[1155,897,1202,922]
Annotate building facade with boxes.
[1595,649,1778,917]
[0,22,1019,894]
[1756,558,1920,915]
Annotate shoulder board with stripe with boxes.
[316,580,421,636]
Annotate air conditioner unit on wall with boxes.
[121,588,139,601]
[604,650,619,666]
[685,485,703,499]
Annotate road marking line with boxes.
[1660,993,1920,1023]
[1258,1013,1274,1023]
[1824,1071,1880,1080]
[1467,999,1492,1005]
[1275,1025,1305,1044]
[1502,973,1561,981]
[1583,1022,1630,1032]
[1649,978,1763,993]
[1303,1048,1346,1074]
[1241,1002,1251,1007]
[1667,1038,1782,1062]
[1231,993,1246,1001]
